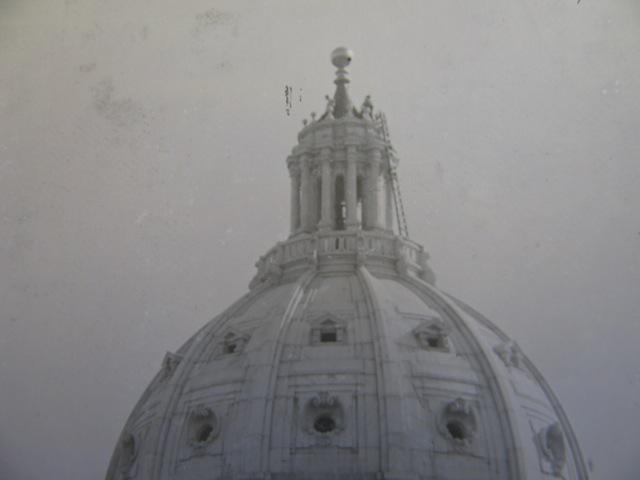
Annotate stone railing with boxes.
[249,230,435,289]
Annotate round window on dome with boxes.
[313,414,336,433]
[188,406,219,448]
[196,424,214,443]
[446,420,467,441]
[439,397,478,447]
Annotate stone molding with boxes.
[249,232,434,289]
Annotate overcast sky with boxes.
[1,1,639,478]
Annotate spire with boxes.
[330,47,354,118]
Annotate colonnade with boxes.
[289,146,395,235]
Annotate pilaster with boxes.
[385,171,394,232]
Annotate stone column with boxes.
[299,154,312,232]
[366,148,382,230]
[345,145,359,230]
[385,172,394,231]
[289,167,300,235]
[318,148,332,231]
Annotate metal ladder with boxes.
[378,112,410,239]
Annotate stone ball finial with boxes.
[331,47,353,69]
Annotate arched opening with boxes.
[334,175,346,230]
[315,177,322,228]
[357,176,364,227]
[294,179,301,230]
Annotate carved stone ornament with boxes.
[394,239,410,276]
[438,398,478,447]
[417,250,437,285]
[536,422,567,476]
[395,254,409,276]
[494,340,524,369]
[303,392,345,445]
[249,255,283,290]
[160,351,183,381]
[117,432,138,475]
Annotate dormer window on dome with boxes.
[187,406,220,449]
[212,329,250,359]
[413,320,451,352]
[310,316,346,345]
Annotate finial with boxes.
[329,47,354,119]
[302,118,308,126]
[331,47,353,69]
[310,112,316,122]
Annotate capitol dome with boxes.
[106,48,589,480]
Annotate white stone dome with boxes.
[106,49,588,480]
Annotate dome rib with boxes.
[355,266,391,474]
[142,283,291,479]
[398,276,526,479]
[445,294,591,480]
[255,270,318,475]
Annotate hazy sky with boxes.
[1,1,639,478]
